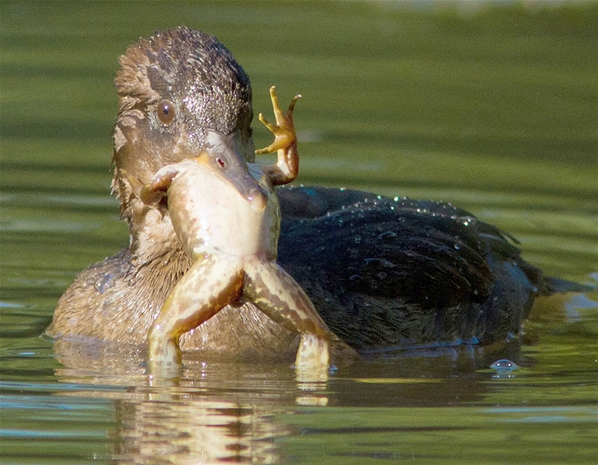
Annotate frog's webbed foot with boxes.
[148,254,244,376]
[243,258,331,380]
[255,86,301,185]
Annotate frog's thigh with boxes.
[148,254,244,365]
[244,259,330,372]
[243,259,329,336]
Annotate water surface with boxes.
[1,1,597,464]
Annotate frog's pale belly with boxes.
[167,164,280,259]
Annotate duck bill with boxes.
[199,131,268,212]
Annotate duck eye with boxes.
[156,99,175,125]
[216,158,226,169]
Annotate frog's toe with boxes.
[257,112,276,134]
[285,93,300,117]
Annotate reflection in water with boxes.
[114,396,288,465]
[48,332,539,464]
[52,338,329,464]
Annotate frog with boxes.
[138,87,332,377]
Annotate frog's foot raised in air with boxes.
[255,86,301,185]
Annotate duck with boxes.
[46,26,586,361]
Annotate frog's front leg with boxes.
[243,258,331,378]
[148,253,244,374]
[119,165,180,207]
[139,165,183,206]
[255,86,301,185]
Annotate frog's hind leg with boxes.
[243,258,331,378]
[148,254,244,374]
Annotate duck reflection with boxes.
[113,396,291,464]
[52,338,327,464]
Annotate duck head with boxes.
[111,26,254,259]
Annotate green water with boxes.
[1,1,597,464]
